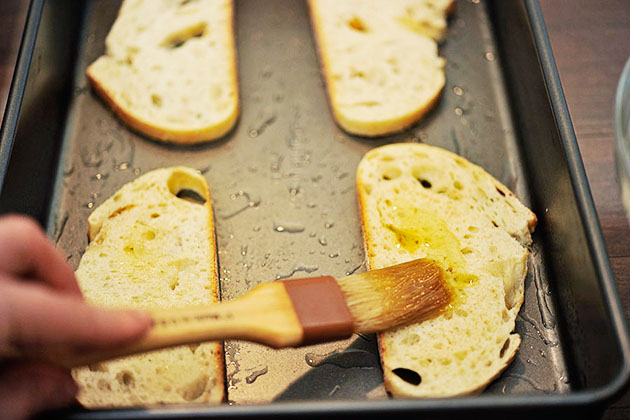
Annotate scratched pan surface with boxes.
[1,0,628,418]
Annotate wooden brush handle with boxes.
[59,282,303,368]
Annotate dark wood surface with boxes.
[0,0,629,418]
[537,1,630,418]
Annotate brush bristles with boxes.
[337,259,450,333]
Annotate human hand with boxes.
[0,215,151,420]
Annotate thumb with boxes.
[2,280,151,352]
[0,362,77,420]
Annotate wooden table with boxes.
[0,0,629,418]
[538,1,630,418]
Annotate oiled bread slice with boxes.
[87,0,238,144]
[308,0,453,136]
[72,167,224,407]
[356,143,536,397]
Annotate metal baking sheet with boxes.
[1,0,628,418]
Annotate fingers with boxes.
[2,280,151,352]
[0,362,77,420]
[0,215,81,296]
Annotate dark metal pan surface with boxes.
[0,0,628,418]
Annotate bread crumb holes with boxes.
[499,338,510,358]
[151,94,162,107]
[348,16,368,32]
[418,179,432,188]
[380,165,402,181]
[402,334,420,346]
[116,370,135,387]
[392,368,422,386]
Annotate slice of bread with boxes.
[72,167,224,407]
[308,0,453,137]
[356,143,537,397]
[87,0,238,144]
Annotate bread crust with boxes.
[356,143,536,398]
[87,0,239,144]
[87,68,238,145]
[308,0,449,137]
[73,167,224,406]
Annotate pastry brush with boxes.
[59,258,450,368]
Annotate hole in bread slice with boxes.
[418,179,432,189]
[151,94,163,107]
[176,189,206,204]
[116,370,135,387]
[381,165,402,181]
[167,169,208,204]
[392,367,422,386]
[161,22,207,49]
[499,338,511,358]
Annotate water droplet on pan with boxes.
[115,162,129,171]
[519,314,559,347]
[273,222,305,233]
[81,150,102,168]
[328,384,341,397]
[245,366,268,384]
[289,185,303,196]
[532,263,556,329]
[248,105,277,138]
[222,191,262,219]
[275,265,319,280]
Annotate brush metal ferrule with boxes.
[280,276,355,345]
